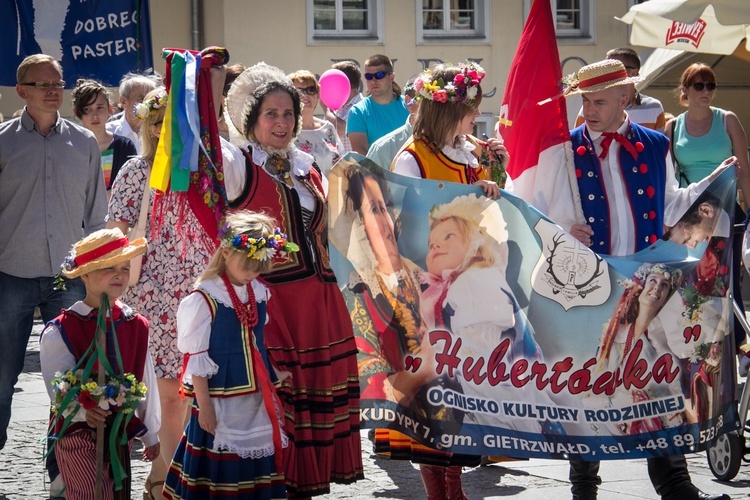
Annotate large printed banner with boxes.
[328,155,740,460]
[0,0,152,88]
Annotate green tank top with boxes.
[673,107,731,186]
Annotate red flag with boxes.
[499,0,582,230]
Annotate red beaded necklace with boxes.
[221,273,258,329]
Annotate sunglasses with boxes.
[691,82,717,92]
[364,71,392,81]
[296,85,318,96]
[20,80,66,89]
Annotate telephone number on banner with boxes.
[360,404,739,460]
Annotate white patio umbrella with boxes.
[618,2,750,55]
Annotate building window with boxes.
[307,0,383,45]
[524,0,594,43]
[473,113,495,139]
[554,0,592,38]
[417,0,491,45]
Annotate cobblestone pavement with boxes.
[1,322,749,499]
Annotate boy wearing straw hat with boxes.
[563,58,731,500]
[39,228,161,499]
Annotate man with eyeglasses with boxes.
[575,48,667,134]
[346,54,409,155]
[0,53,107,495]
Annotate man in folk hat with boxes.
[564,59,732,500]
[574,47,667,133]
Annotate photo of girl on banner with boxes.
[662,188,737,429]
[420,194,561,435]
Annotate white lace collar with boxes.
[442,136,478,167]
[246,139,315,178]
[198,276,269,309]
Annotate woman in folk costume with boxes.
[40,228,160,499]
[163,211,296,499]
[222,62,363,498]
[107,47,237,500]
[595,263,689,434]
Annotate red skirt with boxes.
[265,277,363,498]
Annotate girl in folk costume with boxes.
[40,228,160,499]
[222,62,363,498]
[387,61,506,500]
[163,211,296,499]
[595,263,688,434]
[391,62,506,196]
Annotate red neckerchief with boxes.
[599,131,638,160]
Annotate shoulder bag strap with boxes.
[670,117,691,186]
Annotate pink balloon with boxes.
[318,69,351,111]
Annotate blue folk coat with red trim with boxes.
[571,121,670,255]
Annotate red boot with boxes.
[420,464,448,500]
[445,465,468,500]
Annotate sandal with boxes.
[143,477,165,500]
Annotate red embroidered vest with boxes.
[229,149,337,284]
[50,301,150,438]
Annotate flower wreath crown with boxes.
[620,263,683,291]
[218,223,300,261]
[414,62,485,106]
[134,90,168,121]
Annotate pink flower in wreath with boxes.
[467,70,480,83]
[433,90,448,103]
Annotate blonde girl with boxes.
[163,211,296,499]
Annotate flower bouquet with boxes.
[50,369,147,417]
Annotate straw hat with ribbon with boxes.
[562,59,643,97]
[61,228,147,279]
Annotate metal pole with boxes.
[191,0,203,51]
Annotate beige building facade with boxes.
[1,0,747,134]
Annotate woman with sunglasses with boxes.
[666,62,750,356]
[288,70,342,178]
[666,63,750,203]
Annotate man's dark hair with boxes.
[605,48,641,70]
[332,60,362,90]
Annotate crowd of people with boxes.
[0,44,747,500]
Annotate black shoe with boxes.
[697,492,730,500]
